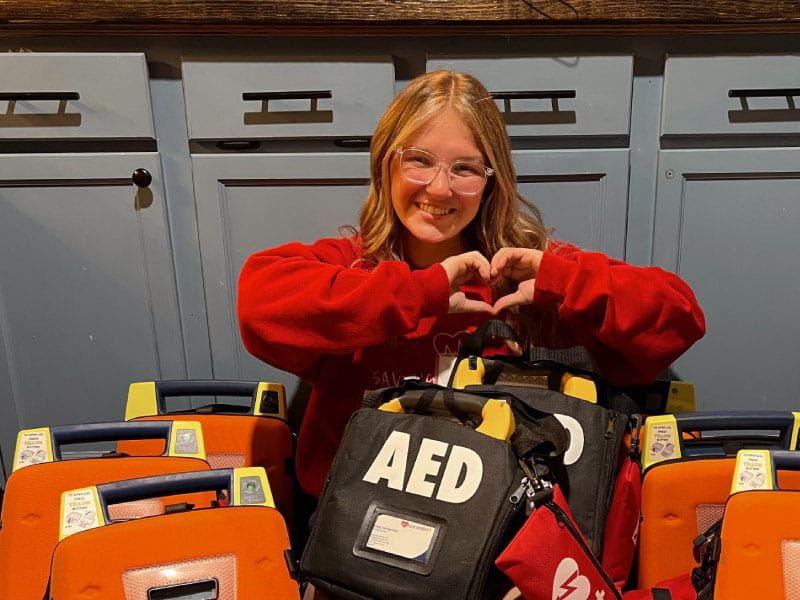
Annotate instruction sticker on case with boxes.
[14,430,51,470]
[732,450,771,493]
[365,514,436,562]
[646,423,678,464]
[60,488,103,539]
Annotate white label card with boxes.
[61,488,102,538]
[647,423,678,463]
[734,451,770,491]
[14,431,50,470]
[365,514,436,562]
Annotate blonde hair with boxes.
[355,70,550,264]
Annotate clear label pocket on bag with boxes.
[352,502,447,575]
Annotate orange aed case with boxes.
[636,411,800,589]
[696,449,800,599]
[0,420,212,600]
[118,380,295,526]
[48,468,299,600]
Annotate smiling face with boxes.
[390,109,487,268]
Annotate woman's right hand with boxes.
[441,251,494,314]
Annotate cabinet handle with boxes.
[217,141,261,151]
[334,138,371,148]
[728,88,800,98]
[242,91,332,101]
[132,168,152,188]
[242,90,333,125]
[0,92,80,101]
[491,90,576,100]
[490,90,576,125]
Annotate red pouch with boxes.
[602,455,643,590]
[496,482,622,600]
[621,573,696,600]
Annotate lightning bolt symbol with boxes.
[556,569,579,600]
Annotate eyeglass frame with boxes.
[393,146,494,195]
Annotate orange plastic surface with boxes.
[638,458,800,588]
[118,414,294,522]
[0,456,211,600]
[49,506,300,600]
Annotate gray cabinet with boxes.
[181,58,393,401]
[189,153,369,398]
[0,54,185,473]
[654,55,800,410]
[427,55,633,257]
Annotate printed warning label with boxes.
[61,488,103,539]
[647,423,678,463]
[365,514,436,562]
[733,451,771,492]
[14,430,51,470]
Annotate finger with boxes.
[453,298,495,314]
[491,248,526,279]
[455,255,491,284]
[492,289,531,313]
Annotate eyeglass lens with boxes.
[399,148,488,194]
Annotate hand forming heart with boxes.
[441,248,544,315]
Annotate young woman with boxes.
[237,70,705,499]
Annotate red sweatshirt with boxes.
[237,237,705,497]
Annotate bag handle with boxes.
[458,319,521,359]
[12,420,206,471]
[642,411,800,470]
[378,387,515,441]
[366,378,569,460]
[125,380,287,420]
[58,467,275,540]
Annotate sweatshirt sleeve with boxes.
[237,238,450,381]
[532,242,706,386]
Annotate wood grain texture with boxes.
[1,0,800,35]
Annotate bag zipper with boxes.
[468,476,528,599]
[594,409,622,554]
[547,499,623,599]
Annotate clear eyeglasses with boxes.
[395,146,494,196]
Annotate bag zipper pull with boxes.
[510,478,528,505]
[605,412,618,439]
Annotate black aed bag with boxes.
[299,386,562,600]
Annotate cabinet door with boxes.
[0,154,184,467]
[514,149,630,257]
[190,153,369,399]
[653,148,800,410]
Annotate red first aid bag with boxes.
[602,455,643,590]
[621,574,696,600]
[496,480,621,600]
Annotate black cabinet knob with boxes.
[132,168,152,188]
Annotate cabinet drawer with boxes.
[0,53,154,140]
[425,55,633,137]
[182,59,395,140]
[662,55,800,136]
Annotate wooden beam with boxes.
[1,0,799,36]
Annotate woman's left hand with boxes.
[490,248,544,313]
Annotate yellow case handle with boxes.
[560,373,597,403]
[232,466,275,508]
[125,381,158,420]
[379,397,515,442]
[125,381,287,421]
[452,357,485,389]
[252,382,288,420]
[664,381,696,413]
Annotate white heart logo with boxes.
[552,557,590,600]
